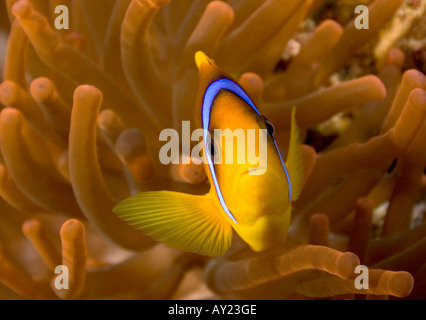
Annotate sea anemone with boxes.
[0,0,425,300]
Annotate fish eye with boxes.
[256,114,276,140]
[265,118,276,139]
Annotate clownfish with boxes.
[113,52,304,256]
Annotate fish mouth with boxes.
[234,166,267,180]
[246,166,267,175]
[230,166,268,191]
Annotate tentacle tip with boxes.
[73,85,103,107]
[30,77,54,101]
[64,32,86,51]
[356,197,375,212]
[0,107,23,124]
[366,75,387,100]
[386,48,405,68]
[320,19,344,32]
[337,252,361,280]
[184,164,206,184]
[0,81,19,106]
[11,0,32,18]
[206,1,235,20]
[170,160,207,185]
[403,69,426,87]
[310,213,329,224]
[389,271,414,298]
[60,219,85,240]
[74,84,101,97]
[408,88,426,107]
[98,110,121,131]
[22,219,42,236]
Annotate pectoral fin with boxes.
[113,191,232,256]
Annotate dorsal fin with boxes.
[285,107,304,201]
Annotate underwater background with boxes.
[0,0,425,300]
